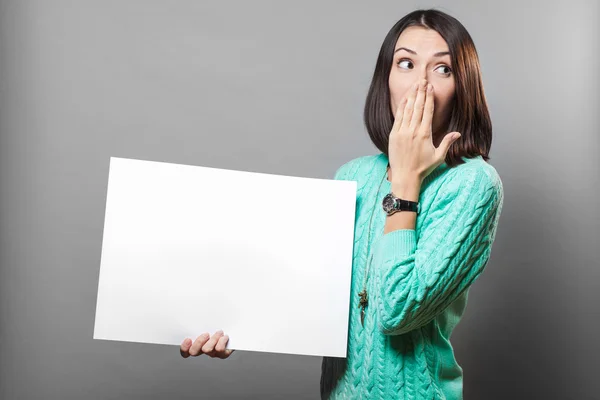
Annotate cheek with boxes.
[437,94,454,115]
[388,71,415,109]
[432,86,453,109]
[432,93,454,127]
[389,86,412,112]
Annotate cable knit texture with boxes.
[320,153,504,400]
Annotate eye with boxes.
[396,59,413,69]
[435,65,452,75]
[396,58,452,76]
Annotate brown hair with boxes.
[364,8,492,167]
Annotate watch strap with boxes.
[384,192,421,215]
[394,198,420,213]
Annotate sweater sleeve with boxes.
[370,167,503,335]
[334,162,353,181]
[333,155,370,181]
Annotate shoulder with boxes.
[333,154,379,181]
[440,156,504,206]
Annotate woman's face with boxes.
[388,26,456,143]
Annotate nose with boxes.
[414,72,428,86]
[415,76,428,88]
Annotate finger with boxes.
[419,83,435,136]
[201,330,224,354]
[189,333,210,357]
[400,81,419,131]
[180,338,193,358]
[216,349,235,359]
[215,334,229,353]
[409,79,428,132]
[436,132,461,160]
[391,97,408,132]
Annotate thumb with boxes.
[437,131,461,158]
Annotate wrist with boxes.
[390,176,421,202]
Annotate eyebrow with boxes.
[394,47,450,57]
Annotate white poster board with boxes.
[93,157,357,357]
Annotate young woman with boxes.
[180,8,504,400]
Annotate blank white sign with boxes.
[93,157,357,357]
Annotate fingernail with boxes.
[427,84,433,92]
[216,330,223,335]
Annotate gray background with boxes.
[1,0,598,399]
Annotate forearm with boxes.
[383,176,422,234]
[372,168,503,335]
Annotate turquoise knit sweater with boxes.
[320,152,504,399]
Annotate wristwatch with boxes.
[382,192,420,215]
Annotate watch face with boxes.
[382,194,396,212]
